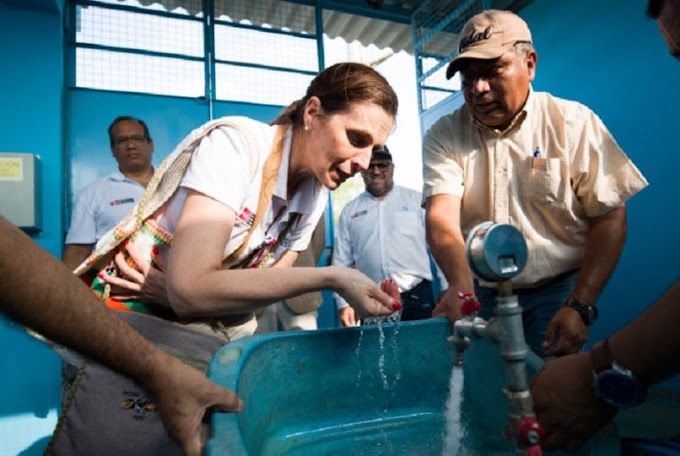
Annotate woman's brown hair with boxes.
[272,62,398,127]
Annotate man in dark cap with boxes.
[333,146,447,326]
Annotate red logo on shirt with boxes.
[109,198,135,206]
[237,207,255,226]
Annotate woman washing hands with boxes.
[77,62,401,340]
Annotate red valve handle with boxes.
[516,415,544,455]
[458,291,481,316]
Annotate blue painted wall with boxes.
[65,91,285,206]
[522,0,680,344]
[0,3,65,455]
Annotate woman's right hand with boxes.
[98,241,170,306]
[333,267,401,318]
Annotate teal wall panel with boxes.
[0,4,64,456]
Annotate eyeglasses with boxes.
[112,135,148,147]
[363,162,392,173]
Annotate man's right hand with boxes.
[432,285,476,325]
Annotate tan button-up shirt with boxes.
[423,89,648,288]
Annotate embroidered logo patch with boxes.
[237,207,255,226]
[121,389,157,421]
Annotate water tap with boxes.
[450,291,487,365]
[449,221,543,455]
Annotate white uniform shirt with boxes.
[332,185,445,309]
[65,171,145,245]
[157,117,328,268]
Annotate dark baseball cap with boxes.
[372,146,392,160]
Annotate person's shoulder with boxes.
[71,172,119,206]
[77,172,119,192]
[340,192,367,214]
[397,186,426,210]
[212,116,272,135]
[425,105,470,137]
[206,116,276,140]
[206,116,277,159]
[350,191,370,205]
[395,185,422,199]
[533,91,595,120]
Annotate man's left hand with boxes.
[543,307,588,356]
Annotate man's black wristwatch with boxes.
[564,298,598,326]
[591,338,646,408]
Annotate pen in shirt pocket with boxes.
[531,147,547,170]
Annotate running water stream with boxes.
[442,365,465,456]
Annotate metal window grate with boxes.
[412,0,533,112]
[412,0,483,111]
[76,48,205,97]
[213,0,317,36]
[215,25,318,72]
[71,0,318,106]
[215,64,314,106]
[76,4,204,57]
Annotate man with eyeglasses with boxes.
[63,116,155,270]
[332,146,447,326]
[422,10,648,358]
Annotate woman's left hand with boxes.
[98,241,169,305]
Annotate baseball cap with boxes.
[445,9,532,80]
[372,146,392,161]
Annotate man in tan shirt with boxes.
[423,10,648,358]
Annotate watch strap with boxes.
[565,298,598,326]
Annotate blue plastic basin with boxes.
[206,318,619,455]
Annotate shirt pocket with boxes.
[526,157,565,203]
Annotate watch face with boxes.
[598,370,642,408]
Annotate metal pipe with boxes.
[495,291,530,393]
[493,287,537,449]
[452,222,543,454]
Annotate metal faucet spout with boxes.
[450,316,485,365]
